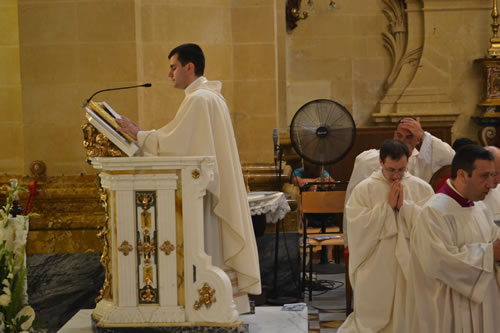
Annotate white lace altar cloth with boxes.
[247,191,291,224]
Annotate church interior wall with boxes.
[1,1,498,329]
[286,0,388,126]
[0,0,496,249]
[285,0,492,145]
[0,0,496,252]
[0,0,24,175]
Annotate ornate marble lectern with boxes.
[90,156,241,331]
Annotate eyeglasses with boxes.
[382,166,407,176]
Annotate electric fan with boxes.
[289,99,356,300]
[290,99,356,170]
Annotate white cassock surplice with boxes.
[343,132,454,246]
[137,77,261,302]
[483,186,500,222]
[408,189,500,333]
[338,169,434,333]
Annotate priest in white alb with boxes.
[408,144,500,333]
[116,43,261,313]
[343,118,454,246]
[338,140,434,333]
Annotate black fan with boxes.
[290,99,356,168]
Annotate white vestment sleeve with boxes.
[396,187,434,279]
[413,206,496,303]
[417,131,454,174]
[137,130,158,156]
[344,150,380,246]
[346,186,397,276]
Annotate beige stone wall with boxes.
[0,0,24,175]
[17,0,138,176]
[137,0,282,163]
[2,0,283,176]
[286,0,492,142]
[3,0,496,177]
[286,1,388,126]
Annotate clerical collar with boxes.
[438,179,474,207]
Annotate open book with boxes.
[84,101,140,156]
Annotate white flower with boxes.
[0,293,11,307]
[1,278,8,287]
[2,286,11,295]
[15,305,35,330]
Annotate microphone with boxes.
[273,128,279,163]
[83,83,152,106]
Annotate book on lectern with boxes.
[84,100,140,156]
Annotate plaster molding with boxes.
[375,0,460,125]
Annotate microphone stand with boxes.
[267,145,300,305]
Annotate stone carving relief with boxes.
[374,0,459,125]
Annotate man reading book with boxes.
[116,43,261,313]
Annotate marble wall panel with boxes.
[27,254,104,331]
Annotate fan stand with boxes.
[266,145,301,306]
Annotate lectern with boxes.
[90,156,240,330]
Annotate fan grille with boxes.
[290,99,356,165]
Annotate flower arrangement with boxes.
[0,182,36,332]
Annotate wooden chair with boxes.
[429,164,451,192]
[300,190,346,301]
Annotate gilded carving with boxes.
[160,240,175,256]
[137,229,156,266]
[143,266,153,284]
[139,278,157,303]
[136,192,155,210]
[193,283,216,310]
[118,240,133,256]
[81,120,124,158]
[96,187,112,302]
[141,210,152,229]
[192,169,200,179]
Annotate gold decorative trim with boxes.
[193,283,216,310]
[191,169,200,179]
[137,192,155,210]
[175,174,185,306]
[137,229,156,265]
[29,160,46,177]
[118,240,133,256]
[82,120,125,158]
[96,187,112,302]
[160,240,175,256]
[102,170,177,175]
[139,278,157,303]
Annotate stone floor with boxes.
[57,271,347,333]
[305,273,347,333]
[58,306,309,332]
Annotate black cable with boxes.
[280,218,301,296]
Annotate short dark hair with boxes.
[380,139,410,162]
[451,137,476,152]
[168,43,205,76]
[451,144,493,179]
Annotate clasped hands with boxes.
[388,180,404,210]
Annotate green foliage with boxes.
[0,184,35,332]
